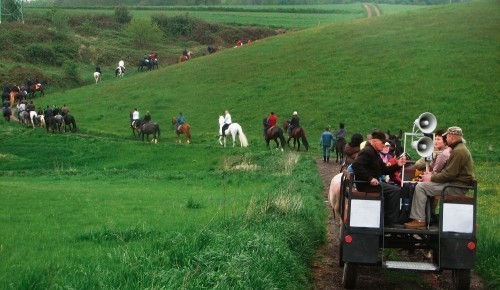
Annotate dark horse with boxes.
[140,122,160,143]
[283,121,309,151]
[263,118,287,150]
[334,137,346,163]
[46,115,65,133]
[2,106,12,122]
[63,114,77,132]
[138,59,154,71]
[27,80,47,98]
[172,117,191,144]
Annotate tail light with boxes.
[345,235,353,243]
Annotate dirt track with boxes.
[312,158,484,289]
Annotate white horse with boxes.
[328,172,343,223]
[93,72,101,84]
[37,115,45,128]
[218,115,248,147]
[115,66,124,78]
[29,111,38,128]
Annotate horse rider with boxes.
[143,54,149,63]
[27,101,35,113]
[61,104,69,116]
[182,48,188,58]
[131,108,140,126]
[44,105,53,119]
[207,45,216,54]
[16,100,26,119]
[264,112,277,136]
[336,123,346,144]
[95,64,101,74]
[221,110,232,137]
[176,112,185,132]
[149,52,157,62]
[288,111,300,134]
[118,60,125,72]
[144,111,152,123]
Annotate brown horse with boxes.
[264,119,287,150]
[172,117,191,143]
[283,121,309,151]
[178,51,193,63]
[9,91,22,106]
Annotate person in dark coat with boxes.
[352,131,407,228]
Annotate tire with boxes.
[338,225,345,267]
[452,269,471,290]
[342,262,357,289]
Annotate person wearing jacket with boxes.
[352,131,407,228]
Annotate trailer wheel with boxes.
[338,225,344,267]
[342,262,357,289]
[452,269,470,290]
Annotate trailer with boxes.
[338,172,477,289]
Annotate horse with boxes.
[9,90,22,106]
[263,118,287,150]
[36,115,45,128]
[131,119,143,138]
[334,137,346,163]
[27,81,46,98]
[18,110,30,125]
[329,172,344,223]
[178,51,193,63]
[283,121,309,151]
[172,117,191,144]
[140,122,160,143]
[46,114,65,133]
[218,116,248,147]
[93,72,101,84]
[115,66,124,77]
[2,106,12,122]
[63,114,77,132]
[29,111,38,128]
[138,59,153,72]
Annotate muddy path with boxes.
[312,158,484,289]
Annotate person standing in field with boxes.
[320,127,335,163]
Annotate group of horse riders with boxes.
[2,80,46,105]
[263,111,300,137]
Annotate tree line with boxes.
[26,0,468,7]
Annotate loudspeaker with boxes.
[414,112,437,134]
[412,136,434,157]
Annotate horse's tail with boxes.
[72,118,77,131]
[300,128,309,151]
[156,124,160,139]
[237,127,248,147]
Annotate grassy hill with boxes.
[1,0,499,288]
[39,0,498,160]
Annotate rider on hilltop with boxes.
[221,110,232,137]
[264,112,277,136]
[288,111,300,134]
[176,112,185,132]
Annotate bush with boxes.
[24,44,57,65]
[125,19,164,49]
[114,4,132,25]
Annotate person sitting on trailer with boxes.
[352,130,407,228]
[405,126,474,229]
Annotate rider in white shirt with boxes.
[221,110,232,136]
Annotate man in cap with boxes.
[288,111,300,134]
[405,126,474,229]
[352,130,407,228]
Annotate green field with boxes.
[1,0,499,288]
[25,4,426,29]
